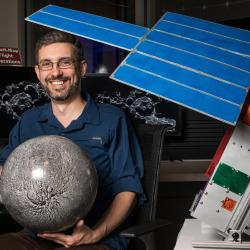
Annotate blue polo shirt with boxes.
[0,93,146,250]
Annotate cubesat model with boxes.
[27,5,250,248]
[190,115,250,249]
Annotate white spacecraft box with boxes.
[191,122,250,235]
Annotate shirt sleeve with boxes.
[108,112,146,205]
[0,120,22,165]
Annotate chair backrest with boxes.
[133,124,167,223]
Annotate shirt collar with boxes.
[37,93,100,126]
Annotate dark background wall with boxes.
[1,1,250,249]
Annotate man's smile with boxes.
[50,80,65,85]
[46,77,70,88]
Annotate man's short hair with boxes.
[35,30,84,64]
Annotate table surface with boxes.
[174,219,224,250]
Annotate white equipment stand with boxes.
[174,219,250,250]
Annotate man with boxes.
[0,30,145,250]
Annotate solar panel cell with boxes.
[42,5,148,38]
[155,21,250,56]
[163,12,250,43]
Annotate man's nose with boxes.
[51,63,62,76]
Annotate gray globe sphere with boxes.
[0,135,98,232]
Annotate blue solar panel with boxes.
[112,13,250,125]
[111,65,241,124]
[26,5,148,51]
[26,6,250,125]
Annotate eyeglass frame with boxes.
[37,57,79,71]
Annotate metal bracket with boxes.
[192,240,250,249]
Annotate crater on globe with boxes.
[0,135,98,232]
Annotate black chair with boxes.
[122,124,171,250]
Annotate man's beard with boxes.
[42,77,80,101]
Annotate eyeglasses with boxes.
[38,58,76,71]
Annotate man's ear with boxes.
[34,65,41,81]
[80,60,87,76]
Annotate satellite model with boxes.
[26,5,250,249]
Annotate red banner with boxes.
[0,47,22,66]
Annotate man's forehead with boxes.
[39,42,74,51]
[38,42,74,59]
